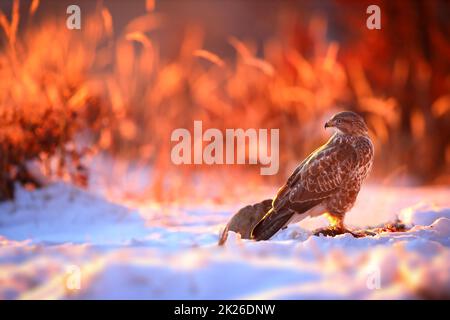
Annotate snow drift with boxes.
[0,183,449,299]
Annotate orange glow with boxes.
[0,0,449,203]
[325,213,342,228]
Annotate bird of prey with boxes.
[251,111,374,241]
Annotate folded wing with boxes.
[251,141,358,240]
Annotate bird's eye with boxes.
[337,119,341,124]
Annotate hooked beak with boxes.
[324,120,332,129]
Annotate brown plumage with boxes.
[251,111,374,241]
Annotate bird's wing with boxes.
[272,142,330,204]
[275,141,358,212]
[251,141,358,240]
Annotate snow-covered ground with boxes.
[0,182,449,299]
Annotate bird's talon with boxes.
[347,230,366,238]
[313,227,362,238]
[313,227,342,237]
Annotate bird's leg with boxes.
[326,213,344,229]
[313,213,364,238]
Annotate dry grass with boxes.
[0,1,105,199]
[0,0,449,202]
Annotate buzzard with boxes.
[251,111,374,240]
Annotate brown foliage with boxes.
[0,0,449,201]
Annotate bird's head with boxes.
[324,111,369,136]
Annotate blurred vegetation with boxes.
[0,0,449,201]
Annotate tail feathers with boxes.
[251,207,294,241]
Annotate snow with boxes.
[0,182,449,299]
[399,202,450,227]
[0,183,149,245]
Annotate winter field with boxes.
[0,169,449,300]
[0,0,449,303]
